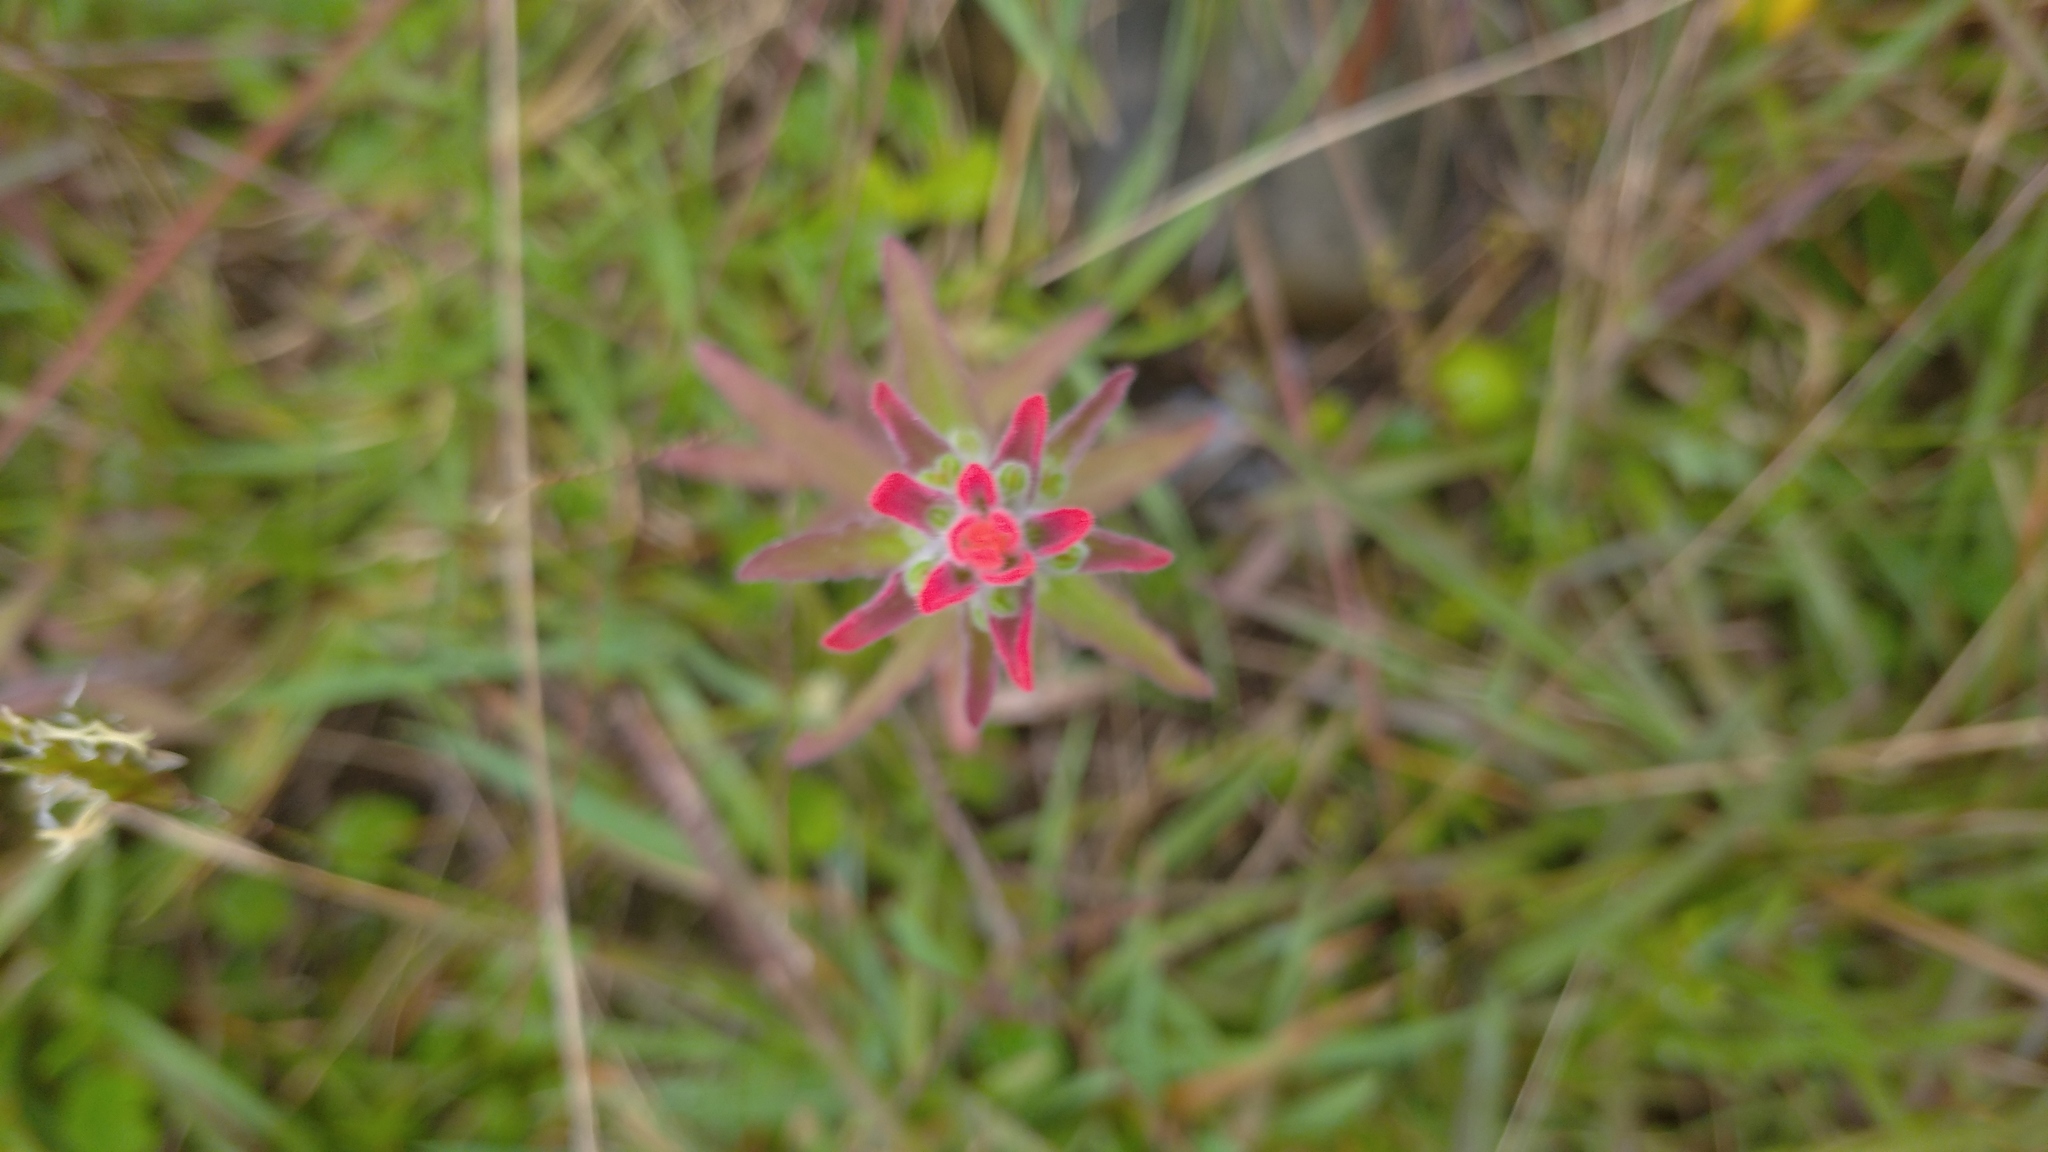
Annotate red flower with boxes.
[665,239,1216,763]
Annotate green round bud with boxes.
[968,598,991,633]
[921,454,963,488]
[904,558,937,592]
[986,585,1022,616]
[950,428,985,457]
[1037,469,1068,500]
[925,504,953,531]
[995,460,1030,500]
[1049,544,1088,574]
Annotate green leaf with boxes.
[100,994,319,1152]
[737,519,915,582]
[1038,575,1211,698]
[56,1063,158,1152]
[881,237,976,433]
[202,873,296,950]
[315,793,420,879]
[1065,417,1217,512]
[691,342,891,503]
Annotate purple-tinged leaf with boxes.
[1038,575,1212,698]
[965,625,997,727]
[881,237,975,433]
[977,307,1112,420]
[822,575,920,652]
[989,584,1035,691]
[1065,416,1218,512]
[786,614,946,766]
[737,519,915,582]
[871,381,953,470]
[931,616,980,752]
[650,439,805,491]
[1043,366,1136,468]
[691,342,891,503]
[830,354,889,443]
[1080,528,1173,573]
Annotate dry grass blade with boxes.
[1544,717,2048,806]
[0,0,413,468]
[1974,0,2048,96]
[111,802,478,933]
[1495,954,1601,1152]
[896,719,1024,965]
[485,1,599,1147]
[609,690,908,1148]
[1647,145,1875,327]
[1575,157,2048,658]
[1029,0,1700,284]
[1817,878,2048,1003]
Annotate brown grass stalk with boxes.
[484,0,600,1147]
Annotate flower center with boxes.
[949,511,1022,573]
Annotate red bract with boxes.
[667,238,1216,764]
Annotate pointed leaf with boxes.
[650,439,806,491]
[989,584,1035,690]
[787,614,946,766]
[1044,366,1136,467]
[1080,528,1172,573]
[1039,575,1212,698]
[871,381,954,470]
[1066,416,1217,512]
[823,575,920,652]
[881,237,975,432]
[978,307,1112,419]
[738,519,915,582]
[691,342,891,502]
[966,625,997,727]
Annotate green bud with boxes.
[986,585,1022,616]
[1048,544,1088,574]
[968,598,991,633]
[950,428,985,458]
[904,558,937,592]
[921,454,963,488]
[995,460,1030,500]
[1037,469,1068,500]
[925,504,953,531]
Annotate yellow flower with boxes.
[1729,0,1819,40]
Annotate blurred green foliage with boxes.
[0,0,2046,1149]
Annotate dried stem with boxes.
[484,1,599,1147]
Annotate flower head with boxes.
[664,239,1216,762]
